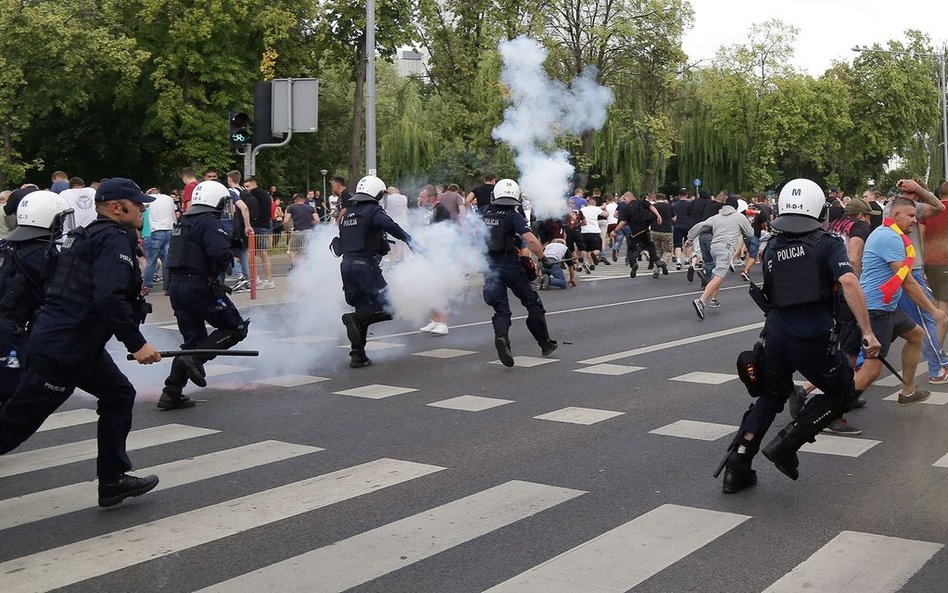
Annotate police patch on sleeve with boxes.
[117,253,134,267]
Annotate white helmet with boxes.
[351,175,387,203]
[492,178,521,206]
[736,199,749,214]
[186,180,230,214]
[772,178,826,234]
[8,190,72,241]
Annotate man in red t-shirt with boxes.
[180,167,198,213]
[922,181,948,343]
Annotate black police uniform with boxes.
[482,204,556,366]
[722,227,857,492]
[0,216,151,481]
[159,207,248,409]
[0,235,51,402]
[338,198,412,367]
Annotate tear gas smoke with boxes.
[493,36,614,219]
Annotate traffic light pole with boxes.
[247,79,295,177]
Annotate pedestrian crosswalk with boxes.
[1,416,943,592]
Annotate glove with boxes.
[520,256,538,281]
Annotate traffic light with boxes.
[229,112,251,147]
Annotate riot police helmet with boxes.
[349,175,388,204]
[771,178,826,234]
[491,179,521,206]
[7,190,72,242]
[185,180,231,214]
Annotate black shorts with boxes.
[566,229,584,252]
[673,227,689,248]
[865,309,917,358]
[582,232,603,252]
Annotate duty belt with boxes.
[169,272,214,281]
[342,255,381,266]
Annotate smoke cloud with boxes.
[493,36,614,219]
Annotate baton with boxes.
[126,349,259,361]
[876,354,906,385]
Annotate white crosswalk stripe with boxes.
[0,423,219,478]
[0,440,322,531]
[197,480,585,593]
[761,531,942,593]
[35,408,98,433]
[483,504,750,592]
[1,457,444,593]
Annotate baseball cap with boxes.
[844,197,873,216]
[94,177,154,204]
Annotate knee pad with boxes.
[203,320,249,350]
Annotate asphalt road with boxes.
[2,262,947,593]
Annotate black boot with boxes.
[157,387,196,410]
[722,451,757,493]
[540,339,558,357]
[342,313,366,350]
[762,422,811,480]
[349,349,372,368]
[98,473,159,507]
[179,356,207,388]
[495,336,514,367]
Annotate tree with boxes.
[0,0,146,186]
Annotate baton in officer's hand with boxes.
[125,349,259,361]
[862,338,903,384]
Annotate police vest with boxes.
[46,220,118,306]
[338,203,388,256]
[166,215,214,276]
[765,231,835,309]
[483,207,518,255]
[0,241,47,325]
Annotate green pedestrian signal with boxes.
[229,112,251,147]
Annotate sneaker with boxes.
[740,271,751,282]
[709,299,721,309]
[930,369,948,384]
[687,265,695,283]
[898,389,931,406]
[853,397,867,409]
[419,320,437,332]
[349,351,372,368]
[588,264,596,271]
[696,269,708,286]
[611,248,618,262]
[430,322,449,336]
[141,286,151,296]
[153,273,161,283]
[729,261,737,274]
[629,264,638,278]
[692,298,705,320]
[652,268,660,279]
[540,339,558,357]
[823,417,862,435]
[584,263,592,275]
[601,258,611,266]
[495,336,515,367]
[232,278,250,292]
[255,277,264,287]
[98,473,159,507]
[660,262,668,276]
[259,279,276,290]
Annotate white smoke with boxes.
[492,36,614,219]
[385,213,489,325]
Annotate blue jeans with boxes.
[897,269,948,377]
[698,232,713,269]
[543,262,568,289]
[143,230,171,289]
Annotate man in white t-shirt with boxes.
[580,197,609,269]
[59,177,97,229]
[142,191,178,295]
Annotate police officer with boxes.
[158,180,249,409]
[0,178,162,507]
[338,175,414,368]
[482,179,557,367]
[720,178,881,493]
[0,190,71,403]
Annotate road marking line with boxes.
[579,321,764,365]
[0,458,445,593]
[671,371,739,385]
[483,504,750,592]
[649,420,738,441]
[533,407,625,425]
[333,384,417,399]
[36,409,98,433]
[196,480,585,593]
[761,531,942,593]
[0,440,322,530]
[0,424,219,479]
[426,395,515,412]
